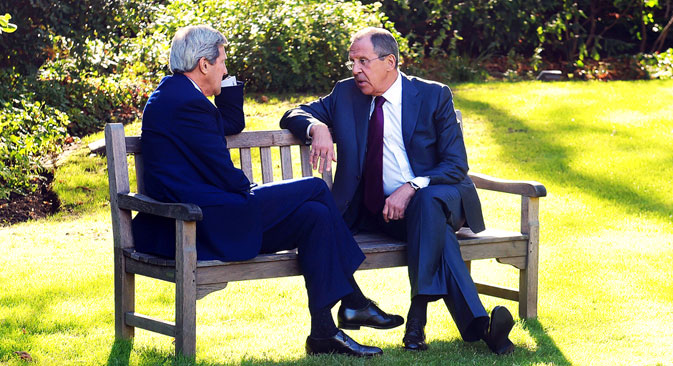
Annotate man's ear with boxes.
[386,54,396,71]
[198,57,208,75]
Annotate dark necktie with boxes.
[363,96,386,214]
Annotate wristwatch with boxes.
[407,180,421,191]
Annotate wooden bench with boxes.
[105,111,546,357]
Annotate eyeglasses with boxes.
[345,54,391,70]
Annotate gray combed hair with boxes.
[351,27,399,68]
[169,25,228,74]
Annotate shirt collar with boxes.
[184,75,203,93]
[380,71,402,106]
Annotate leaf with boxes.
[14,351,33,362]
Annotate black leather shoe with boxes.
[337,300,404,330]
[402,318,428,351]
[306,330,383,357]
[483,306,515,355]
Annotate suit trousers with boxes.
[362,184,489,341]
[252,177,365,311]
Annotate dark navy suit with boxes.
[281,73,489,339]
[132,73,364,310]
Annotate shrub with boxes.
[0,66,149,198]
[0,95,69,199]
[639,48,673,79]
[0,0,158,73]
[122,0,405,92]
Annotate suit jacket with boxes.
[132,73,263,261]
[280,72,485,233]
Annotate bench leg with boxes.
[175,220,197,357]
[519,197,539,319]
[114,248,135,339]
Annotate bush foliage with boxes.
[122,0,401,92]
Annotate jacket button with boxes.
[356,175,361,180]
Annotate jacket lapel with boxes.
[353,92,371,172]
[401,73,420,149]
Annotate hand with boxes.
[309,123,336,173]
[382,183,416,223]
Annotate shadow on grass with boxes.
[105,318,568,366]
[107,339,133,366]
[455,96,673,222]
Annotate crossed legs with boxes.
[253,177,402,357]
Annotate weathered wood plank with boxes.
[175,220,197,357]
[299,145,312,177]
[497,256,526,269]
[105,123,135,340]
[460,240,528,261]
[125,312,176,337]
[470,172,547,197]
[279,146,293,180]
[117,193,202,221]
[226,130,304,148]
[474,283,519,301]
[134,154,145,194]
[196,283,228,300]
[197,258,300,284]
[260,147,273,184]
[106,124,133,249]
[239,148,253,182]
[519,197,540,319]
[125,257,176,282]
[322,168,333,189]
[125,136,141,154]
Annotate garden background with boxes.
[1,0,672,365]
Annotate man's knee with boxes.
[296,200,330,224]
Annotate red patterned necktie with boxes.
[363,96,386,214]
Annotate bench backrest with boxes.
[105,111,463,250]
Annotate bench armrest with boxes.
[117,193,203,221]
[469,172,547,197]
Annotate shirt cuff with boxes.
[411,176,430,189]
[305,122,317,142]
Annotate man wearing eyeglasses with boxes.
[280,27,516,355]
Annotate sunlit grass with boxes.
[1,82,672,365]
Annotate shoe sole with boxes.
[338,321,404,330]
[488,306,515,355]
[403,344,428,351]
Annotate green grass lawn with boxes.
[1,80,672,365]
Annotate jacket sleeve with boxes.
[425,85,470,185]
[172,98,251,194]
[214,81,245,136]
[279,83,339,144]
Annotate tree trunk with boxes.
[640,0,648,53]
[651,14,673,53]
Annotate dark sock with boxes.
[340,276,370,309]
[408,295,433,325]
[309,306,339,338]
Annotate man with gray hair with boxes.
[133,25,403,357]
[281,27,516,355]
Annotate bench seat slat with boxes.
[299,145,312,177]
[123,228,527,273]
[226,130,304,148]
[260,147,273,183]
[239,148,253,182]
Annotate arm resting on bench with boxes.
[117,193,203,221]
[469,172,547,197]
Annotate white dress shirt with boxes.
[372,72,430,195]
[307,71,430,195]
